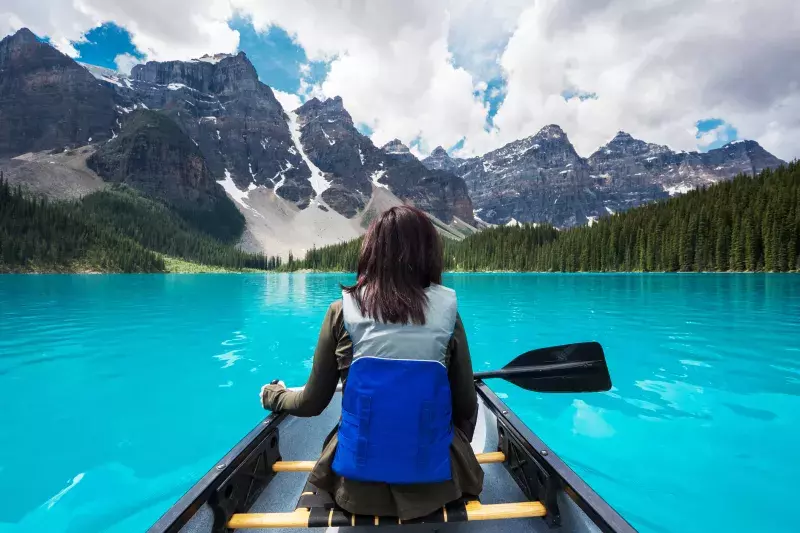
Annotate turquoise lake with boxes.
[1,274,799,533]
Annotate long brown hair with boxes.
[343,205,443,325]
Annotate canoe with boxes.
[148,382,636,533]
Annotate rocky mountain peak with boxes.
[297,96,354,128]
[611,131,634,142]
[130,51,261,95]
[381,139,417,164]
[590,130,670,160]
[0,29,117,156]
[193,52,235,64]
[535,124,567,140]
[382,139,411,155]
[421,145,464,174]
[7,27,38,45]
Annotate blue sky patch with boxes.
[695,118,738,151]
[231,16,329,95]
[72,23,145,70]
[448,138,466,153]
[356,123,374,137]
[482,77,507,129]
[562,89,599,102]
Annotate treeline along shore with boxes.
[288,162,800,273]
[2,163,798,274]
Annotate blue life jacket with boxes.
[332,284,458,484]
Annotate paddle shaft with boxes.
[474,360,602,380]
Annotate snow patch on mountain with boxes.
[664,183,694,196]
[287,111,331,195]
[371,170,388,189]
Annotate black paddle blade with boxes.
[474,342,612,393]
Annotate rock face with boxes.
[456,125,603,226]
[87,110,244,240]
[0,29,116,156]
[110,53,315,208]
[430,126,786,226]
[295,97,474,223]
[588,133,786,213]
[381,139,416,163]
[422,146,465,174]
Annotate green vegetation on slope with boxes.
[0,178,164,273]
[81,186,280,270]
[87,109,245,243]
[289,163,800,272]
[0,178,282,273]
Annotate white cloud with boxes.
[273,89,302,114]
[114,53,141,75]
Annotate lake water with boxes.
[1,274,799,533]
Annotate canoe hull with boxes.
[149,384,635,533]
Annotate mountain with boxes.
[293,97,474,223]
[86,109,244,241]
[289,162,800,273]
[456,125,604,227]
[422,146,465,174]
[587,132,786,213]
[0,29,477,261]
[89,54,474,225]
[109,52,316,209]
[381,139,416,162]
[430,126,786,226]
[0,28,117,156]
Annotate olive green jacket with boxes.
[261,300,484,520]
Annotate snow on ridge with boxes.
[587,216,599,227]
[371,170,388,189]
[506,218,521,227]
[358,147,365,165]
[193,53,233,64]
[167,83,189,91]
[605,206,615,215]
[287,110,331,196]
[663,183,694,196]
[322,129,336,146]
[217,169,265,220]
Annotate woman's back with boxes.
[260,206,483,519]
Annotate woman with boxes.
[260,205,483,521]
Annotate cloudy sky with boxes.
[3,0,799,160]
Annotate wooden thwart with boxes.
[272,451,506,473]
[228,501,546,529]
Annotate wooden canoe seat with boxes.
[272,451,506,473]
[228,470,545,529]
[228,501,546,528]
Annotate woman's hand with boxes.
[260,380,286,410]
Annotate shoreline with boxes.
[4,269,797,275]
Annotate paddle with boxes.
[473,342,611,393]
